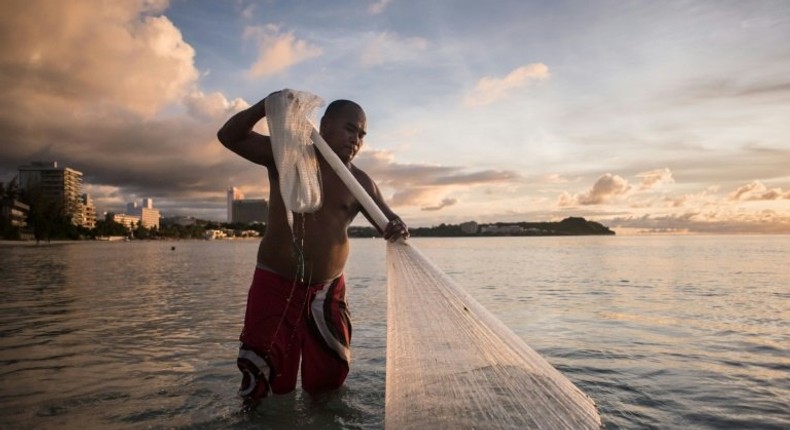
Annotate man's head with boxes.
[320,100,367,164]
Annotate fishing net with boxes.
[264,89,324,228]
[386,241,601,429]
[265,90,601,429]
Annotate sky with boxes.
[1,0,789,234]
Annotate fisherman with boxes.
[217,91,409,408]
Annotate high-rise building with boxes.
[227,186,267,224]
[231,198,269,224]
[79,194,96,229]
[125,198,160,229]
[227,187,244,222]
[18,161,95,228]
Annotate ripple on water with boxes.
[1,238,789,429]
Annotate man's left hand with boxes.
[384,218,409,242]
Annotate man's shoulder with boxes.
[348,163,374,190]
[348,163,373,181]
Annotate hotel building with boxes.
[227,187,244,222]
[227,187,268,224]
[18,161,96,228]
[125,199,160,229]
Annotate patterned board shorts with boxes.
[237,266,352,403]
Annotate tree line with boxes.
[3,178,613,242]
[348,217,615,237]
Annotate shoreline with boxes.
[0,240,96,247]
[0,237,264,247]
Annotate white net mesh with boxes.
[267,89,601,429]
[386,242,601,429]
[264,89,324,227]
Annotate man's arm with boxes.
[354,167,409,242]
[217,97,275,167]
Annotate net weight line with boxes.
[273,91,601,429]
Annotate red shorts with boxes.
[237,267,352,402]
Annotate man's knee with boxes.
[301,367,348,395]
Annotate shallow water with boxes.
[0,236,788,429]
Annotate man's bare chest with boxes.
[268,165,361,221]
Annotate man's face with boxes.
[321,106,367,163]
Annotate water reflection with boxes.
[1,236,788,429]
[413,236,790,430]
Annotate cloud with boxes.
[608,210,790,234]
[554,172,790,234]
[422,198,458,211]
[390,187,443,207]
[354,149,520,210]
[678,77,790,103]
[368,0,392,15]
[729,180,790,201]
[429,170,521,186]
[360,32,428,66]
[542,174,575,184]
[241,4,255,20]
[637,167,674,190]
[0,0,257,219]
[355,150,521,188]
[244,25,322,78]
[660,185,719,208]
[184,90,249,120]
[389,187,461,212]
[81,183,127,212]
[558,169,681,208]
[560,173,632,206]
[0,0,197,118]
[464,63,549,107]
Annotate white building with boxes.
[112,213,141,229]
[480,224,526,235]
[204,229,227,240]
[124,199,160,229]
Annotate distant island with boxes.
[349,217,615,238]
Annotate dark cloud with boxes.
[422,198,458,211]
[353,150,522,211]
[679,78,790,103]
[430,170,521,186]
[355,150,521,188]
[0,0,254,219]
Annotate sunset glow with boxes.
[1,0,788,233]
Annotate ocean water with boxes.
[0,235,787,429]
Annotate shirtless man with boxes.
[217,92,408,407]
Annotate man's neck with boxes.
[318,152,352,169]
